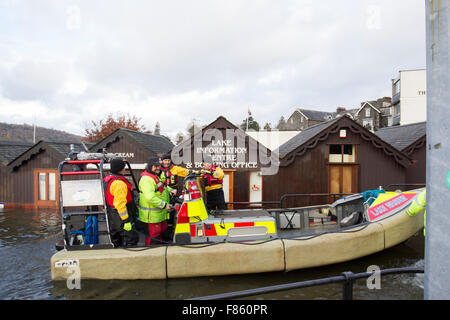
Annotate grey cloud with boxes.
[0,0,427,137]
[0,58,69,101]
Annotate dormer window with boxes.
[329,144,356,163]
[365,108,370,117]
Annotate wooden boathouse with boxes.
[1,129,174,208]
[88,127,175,171]
[262,115,414,208]
[0,141,34,207]
[375,121,426,185]
[3,141,89,208]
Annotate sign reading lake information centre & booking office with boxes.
[171,116,279,208]
[192,139,257,170]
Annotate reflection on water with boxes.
[0,207,425,300]
[0,208,61,299]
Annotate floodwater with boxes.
[0,207,424,300]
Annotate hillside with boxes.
[0,122,83,143]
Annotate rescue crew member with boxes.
[160,153,191,190]
[201,156,226,212]
[406,189,426,236]
[139,157,176,245]
[104,158,139,247]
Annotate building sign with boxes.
[191,139,258,169]
[367,192,417,222]
[114,153,135,159]
[172,127,280,175]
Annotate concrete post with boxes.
[425,0,450,299]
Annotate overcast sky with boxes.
[0,0,426,142]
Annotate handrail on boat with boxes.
[226,183,426,209]
[384,183,426,191]
[279,193,353,208]
[226,193,353,209]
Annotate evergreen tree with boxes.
[276,116,288,131]
[263,123,272,131]
[240,116,260,131]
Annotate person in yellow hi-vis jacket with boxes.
[201,155,226,212]
[406,189,426,236]
[103,158,139,247]
[138,157,177,245]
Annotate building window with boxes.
[38,172,57,201]
[394,103,400,115]
[363,119,373,130]
[48,172,56,201]
[388,117,393,126]
[34,169,58,206]
[329,145,356,163]
[365,108,371,117]
[38,173,47,200]
[394,80,401,95]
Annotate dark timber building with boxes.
[375,122,426,185]
[1,129,174,208]
[263,115,413,208]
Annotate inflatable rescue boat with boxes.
[50,153,425,280]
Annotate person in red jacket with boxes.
[201,156,227,212]
[104,158,139,247]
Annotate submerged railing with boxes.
[189,266,424,300]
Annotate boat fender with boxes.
[340,211,362,227]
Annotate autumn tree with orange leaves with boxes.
[84,113,151,142]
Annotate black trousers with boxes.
[107,210,139,247]
[206,188,227,211]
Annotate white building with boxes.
[392,69,427,126]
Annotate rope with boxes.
[362,189,386,206]
[121,222,371,251]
